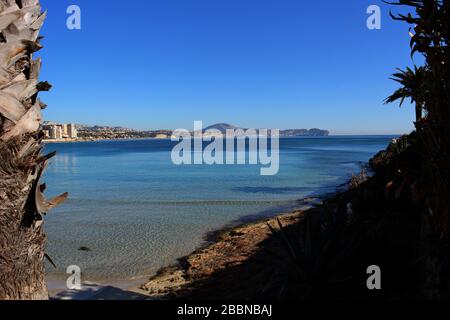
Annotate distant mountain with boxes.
[203,123,240,133]
[202,123,329,137]
[280,128,330,137]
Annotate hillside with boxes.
[203,123,329,136]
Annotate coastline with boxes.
[41,135,382,300]
[42,134,384,298]
[42,135,398,144]
[42,135,383,300]
[43,137,169,144]
[138,196,327,298]
[47,196,325,300]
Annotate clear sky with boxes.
[38,0,419,134]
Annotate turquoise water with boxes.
[43,136,393,281]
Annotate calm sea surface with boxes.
[43,136,394,281]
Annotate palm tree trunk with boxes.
[415,102,422,122]
[0,0,66,300]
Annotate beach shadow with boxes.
[52,283,150,300]
[159,186,420,300]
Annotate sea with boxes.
[43,136,394,282]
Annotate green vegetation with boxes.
[285,0,450,299]
[385,65,428,121]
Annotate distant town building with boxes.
[42,123,78,140]
[55,126,63,139]
[48,126,55,139]
[48,125,62,139]
[62,124,68,137]
[67,123,77,138]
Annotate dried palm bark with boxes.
[0,0,67,300]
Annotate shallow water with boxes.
[43,136,394,281]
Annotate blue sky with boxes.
[39,0,419,134]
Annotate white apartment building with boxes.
[67,123,77,138]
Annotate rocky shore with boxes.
[140,207,313,298]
